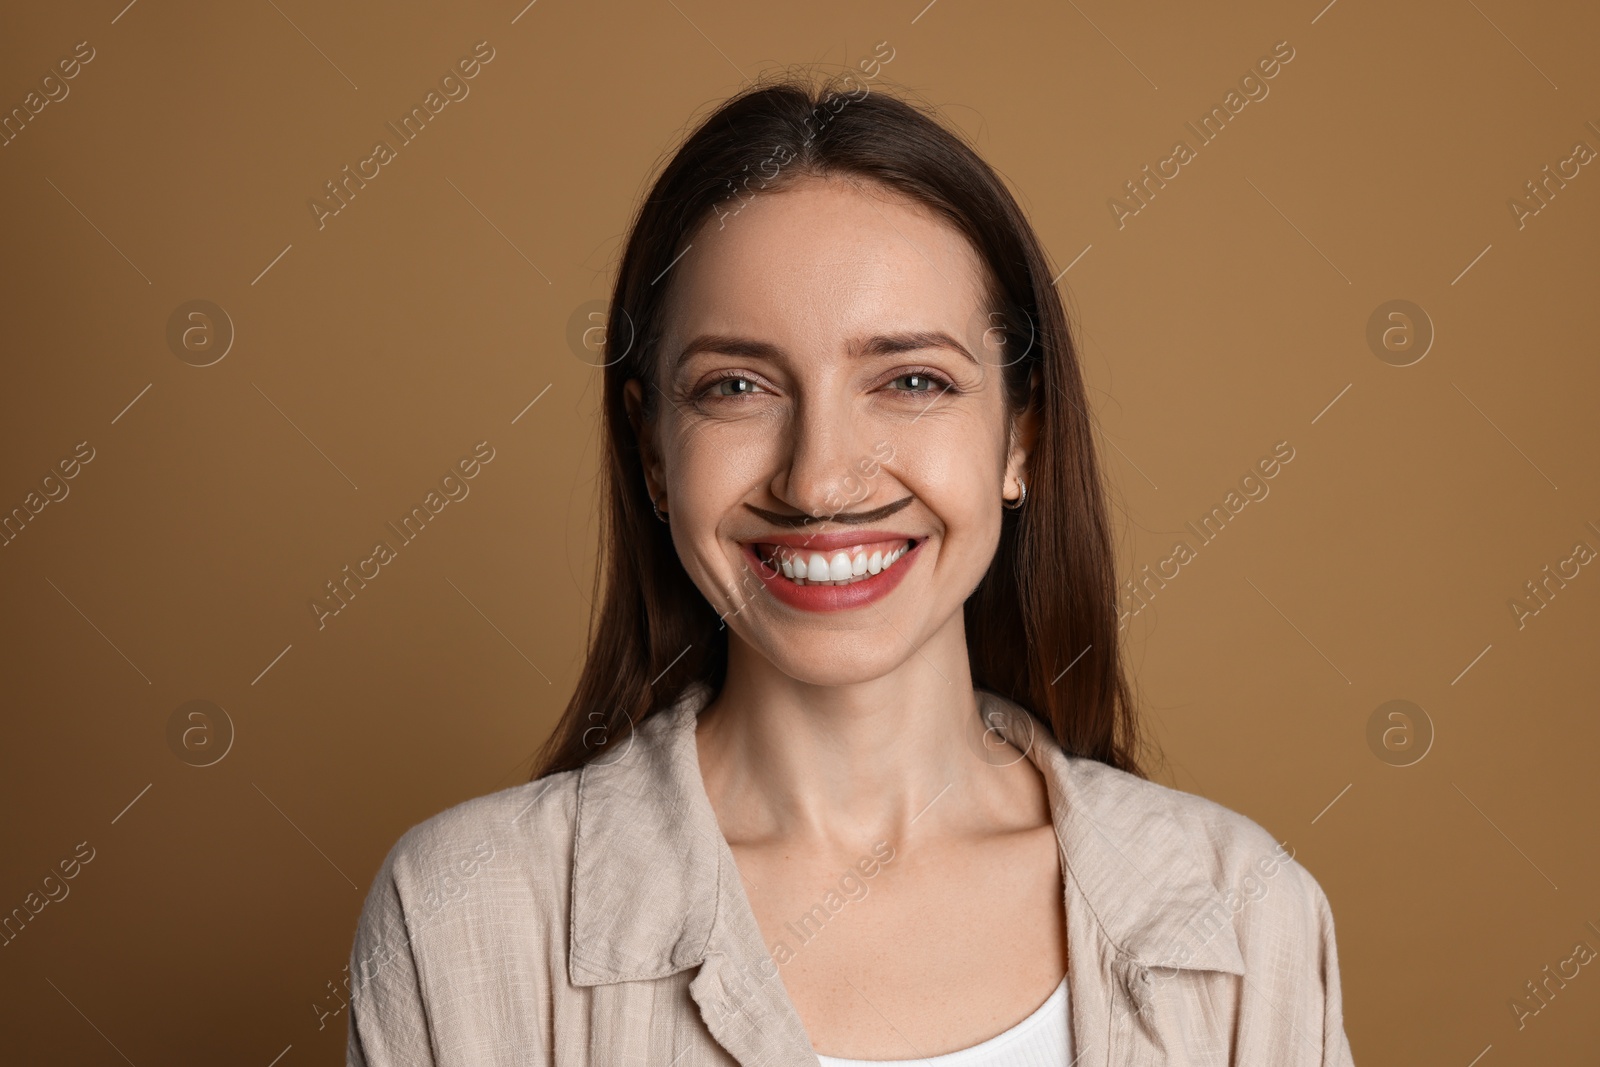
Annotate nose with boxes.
[767,392,884,524]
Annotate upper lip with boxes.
[743,530,918,552]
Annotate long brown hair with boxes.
[531,74,1144,780]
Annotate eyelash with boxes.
[694,367,959,401]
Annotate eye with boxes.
[886,370,953,394]
[699,373,766,399]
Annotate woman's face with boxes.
[625,176,1034,686]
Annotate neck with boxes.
[694,613,1039,853]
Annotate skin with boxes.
[623,175,1066,1058]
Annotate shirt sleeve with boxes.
[347,842,437,1066]
[1311,880,1356,1066]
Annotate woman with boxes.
[347,73,1356,1066]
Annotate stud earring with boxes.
[1002,477,1028,511]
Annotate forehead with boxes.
[661,176,991,352]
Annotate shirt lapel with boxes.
[568,681,817,1065]
[567,681,722,986]
[979,689,1248,1067]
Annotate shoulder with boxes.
[1061,756,1335,963]
[345,772,578,1029]
[1077,758,1304,878]
[1049,755,1353,1060]
[368,768,581,906]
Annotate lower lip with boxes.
[739,540,922,614]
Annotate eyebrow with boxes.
[669,330,977,375]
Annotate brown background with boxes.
[2,0,1596,1063]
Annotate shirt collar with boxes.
[567,682,1244,988]
[986,694,1249,977]
[566,680,724,985]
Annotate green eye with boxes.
[712,377,760,396]
[893,373,937,392]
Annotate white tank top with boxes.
[814,976,1072,1067]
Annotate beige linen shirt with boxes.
[347,683,1356,1066]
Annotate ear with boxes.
[1004,367,1041,497]
[623,379,666,501]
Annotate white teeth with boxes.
[761,541,914,586]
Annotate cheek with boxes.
[905,447,990,512]
[666,417,778,516]
[661,423,772,582]
[890,420,1006,548]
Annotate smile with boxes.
[737,535,925,614]
[752,538,914,586]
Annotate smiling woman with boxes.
[346,74,1357,1067]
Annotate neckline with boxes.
[813,974,1068,1066]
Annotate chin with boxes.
[742,635,910,688]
